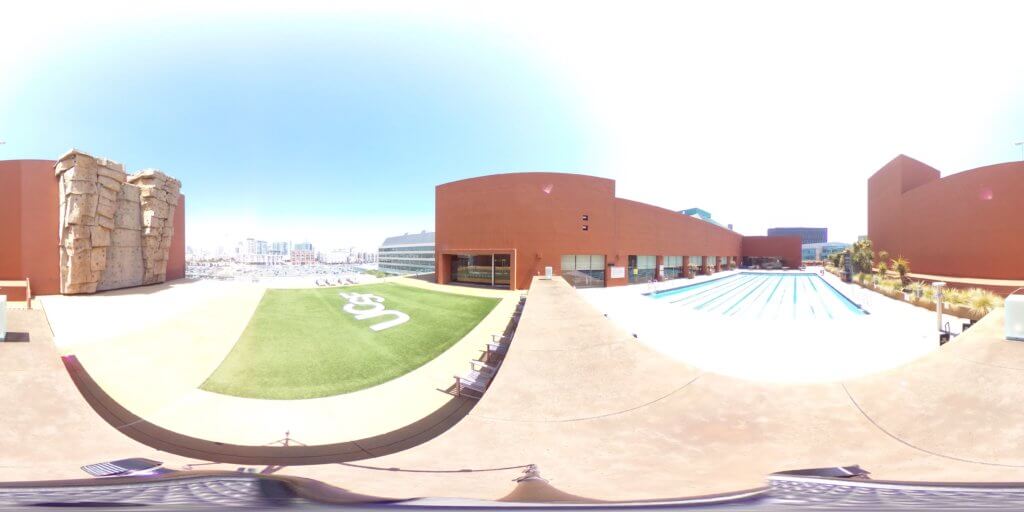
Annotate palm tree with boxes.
[892,256,910,284]
[850,239,874,274]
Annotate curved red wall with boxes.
[435,172,754,290]
[0,159,187,296]
[868,155,1024,281]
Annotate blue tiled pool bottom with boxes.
[650,272,865,320]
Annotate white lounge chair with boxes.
[470,359,497,376]
[454,369,492,398]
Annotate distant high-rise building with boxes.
[767,227,827,245]
[293,241,313,251]
[239,238,282,264]
[270,241,289,254]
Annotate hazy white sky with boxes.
[4,1,1023,249]
[496,1,1024,241]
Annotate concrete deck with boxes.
[578,269,967,382]
[6,276,1024,502]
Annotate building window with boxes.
[628,255,656,284]
[663,255,684,279]
[581,214,589,221]
[560,254,605,288]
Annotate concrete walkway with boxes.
[8,276,1024,502]
[0,309,195,481]
[38,278,517,446]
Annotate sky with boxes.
[3,1,1024,250]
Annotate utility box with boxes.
[0,295,6,341]
[1007,294,1024,341]
[543,266,553,279]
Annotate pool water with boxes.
[650,272,865,320]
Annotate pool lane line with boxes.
[723,275,774,316]
[727,275,775,318]
[806,275,839,320]
[694,275,764,312]
[669,274,754,306]
[792,275,799,320]
[815,274,869,315]
[695,276,761,312]
[654,273,742,299]
[756,275,786,320]
[804,275,833,320]
[666,273,748,305]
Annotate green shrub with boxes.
[882,279,903,296]
[908,280,925,299]
[942,288,968,307]
[968,289,1001,316]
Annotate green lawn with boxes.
[201,283,500,399]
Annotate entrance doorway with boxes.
[450,253,512,288]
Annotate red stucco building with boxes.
[868,155,1024,287]
[435,172,801,290]
[0,159,185,300]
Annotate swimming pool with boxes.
[649,272,866,320]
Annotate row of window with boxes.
[380,262,435,275]
[560,254,736,287]
[378,245,435,253]
[379,254,435,261]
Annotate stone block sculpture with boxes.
[55,149,181,294]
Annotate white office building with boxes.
[378,231,435,275]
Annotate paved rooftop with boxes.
[5,276,1024,502]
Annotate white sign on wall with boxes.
[610,266,626,279]
[339,292,410,331]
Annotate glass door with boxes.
[451,253,511,288]
[494,254,511,287]
[628,255,656,284]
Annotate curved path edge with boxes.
[62,354,479,465]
